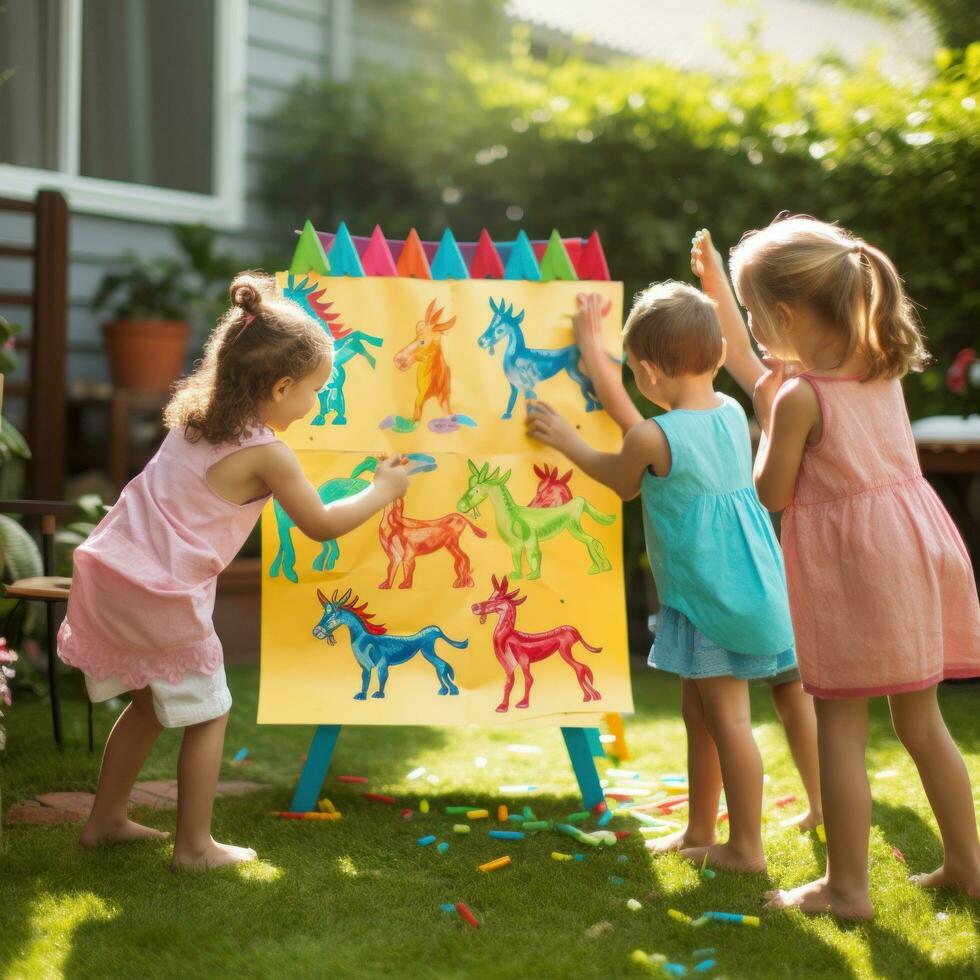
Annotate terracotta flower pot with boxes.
[104,319,191,393]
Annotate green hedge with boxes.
[259,38,980,420]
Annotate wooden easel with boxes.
[291,723,607,812]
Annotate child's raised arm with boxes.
[256,443,409,541]
[526,401,668,500]
[691,229,765,397]
[573,293,643,433]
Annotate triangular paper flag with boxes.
[289,219,331,276]
[396,228,432,279]
[327,222,365,277]
[539,229,579,282]
[430,229,469,280]
[469,229,505,278]
[360,224,398,276]
[503,230,541,281]
[575,231,610,281]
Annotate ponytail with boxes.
[859,244,928,379]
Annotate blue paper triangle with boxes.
[328,221,365,277]
[429,229,469,280]
[503,230,541,281]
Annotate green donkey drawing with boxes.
[456,461,615,580]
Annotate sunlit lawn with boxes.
[1,665,978,979]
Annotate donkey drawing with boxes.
[378,497,486,590]
[282,275,383,426]
[477,298,601,419]
[528,464,574,507]
[471,575,602,712]
[393,299,457,422]
[457,461,614,580]
[312,588,467,700]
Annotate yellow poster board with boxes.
[258,274,632,726]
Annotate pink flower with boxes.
[947,349,977,395]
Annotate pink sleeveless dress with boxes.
[781,375,980,698]
[58,426,277,690]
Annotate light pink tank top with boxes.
[58,425,277,689]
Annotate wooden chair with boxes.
[0,499,93,750]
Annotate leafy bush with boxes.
[259,36,980,420]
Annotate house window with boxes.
[0,0,245,226]
[0,0,62,171]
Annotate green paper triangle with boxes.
[539,229,578,282]
[289,219,331,276]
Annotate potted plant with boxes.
[92,254,193,393]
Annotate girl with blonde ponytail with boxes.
[691,217,980,920]
[58,271,411,872]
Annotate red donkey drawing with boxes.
[471,574,602,712]
[528,464,573,507]
[379,498,486,590]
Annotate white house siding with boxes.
[0,0,351,395]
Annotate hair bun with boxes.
[229,272,270,315]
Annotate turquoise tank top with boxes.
[641,393,794,657]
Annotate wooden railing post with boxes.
[29,190,69,500]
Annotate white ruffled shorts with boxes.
[85,664,232,728]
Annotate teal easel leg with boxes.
[291,724,342,812]
[585,726,605,757]
[562,727,605,811]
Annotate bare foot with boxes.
[780,809,823,831]
[910,864,980,898]
[645,828,714,854]
[80,818,170,848]
[171,838,257,872]
[680,841,767,874]
[764,877,874,920]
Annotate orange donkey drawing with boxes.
[393,299,457,422]
[378,497,486,590]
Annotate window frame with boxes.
[0,0,247,228]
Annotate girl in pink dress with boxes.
[692,218,980,919]
[59,273,410,871]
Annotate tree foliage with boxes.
[259,36,980,419]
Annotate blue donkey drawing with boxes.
[282,275,384,426]
[312,588,468,700]
[477,297,601,419]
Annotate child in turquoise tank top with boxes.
[528,282,815,874]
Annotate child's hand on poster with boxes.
[572,292,612,354]
[525,401,580,455]
[373,454,411,502]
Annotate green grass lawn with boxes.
[1,666,978,979]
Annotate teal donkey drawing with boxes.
[312,588,468,700]
[270,454,436,583]
[283,274,383,426]
[457,461,615,579]
[269,456,377,583]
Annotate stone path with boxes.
[6,780,262,826]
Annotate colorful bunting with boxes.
[303,225,605,281]
[575,231,611,281]
[289,219,331,276]
[539,229,579,282]
[430,229,470,280]
[469,229,505,279]
[360,224,399,276]
[396,228,433,279]
[503,230,542,281]
[328,222,365,277]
